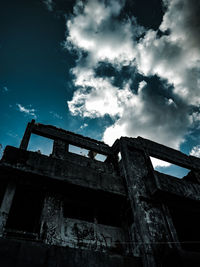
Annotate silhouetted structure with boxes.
[1,120,200,266]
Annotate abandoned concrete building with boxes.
[1,120,200,266]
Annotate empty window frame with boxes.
[68,144,107,162]
[28,134,53,156]
[150,156,190,178]
[6,184,43,237]
[63,185,126,227]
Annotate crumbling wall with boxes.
[61,218,126,253]
[40,192,128,254]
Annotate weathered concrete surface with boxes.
[0,182,16,236]
[119,138,175,267]
[26,120,112,156]
[1,146,125,196]
[136,137,200,170]
[39,192,128,254]
[60,218,126,253]
[153,171,200,202]
[0,238,142,267]
[2,120,200,267]
[40,193,63,246]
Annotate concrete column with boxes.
[40,193,62,246]
[52,139,69,159]
[119,138,174,266]
[20,119,35,150]
[0,181,16,236]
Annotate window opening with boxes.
[63,185,125,227]
[28,134,53,156]
[94,153,107,162]
[150,156,190,178]
[6,184,43,237]
[69,144,89,157]
[63,200,94,223]
[68,144,107,162]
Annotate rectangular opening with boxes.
[63,185,126,227]
[150,156,190,178]
[68,144,90,157]
[28,134,53,156]
[68,144,107,162]
[94,153,107,162]
[63,199,95,223]
[169,205,200,252]
[6,184,43,238]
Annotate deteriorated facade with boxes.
[1,120,200,266]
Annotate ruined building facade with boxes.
[1,120,200,266]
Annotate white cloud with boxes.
[190,145,200,158]
[43,0,54,12]
[7,131,19,139]
[150,157,171,168]
[68,75,130,118]
[49,111,63,120]
[103,81,190,148]
[80,123,88,129]
[136,0,200,106]
[16,104,37,118]
[65,0,142,67]
[66,0,200,166]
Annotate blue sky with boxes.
[1,0,200,177]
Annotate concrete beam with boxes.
[32,123,112,156]
[130,137,199,170]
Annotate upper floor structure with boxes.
[1,120,200,266]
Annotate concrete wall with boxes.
[1,146,125,196]
[0,238,142,267]
[40,193,128,254]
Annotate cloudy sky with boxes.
[1,0,200,176]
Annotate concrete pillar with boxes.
[40,193,62,246]
[20,119,35,150]
[119,138,175,266]
[52,139,69,159]
[0,181,16,236]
